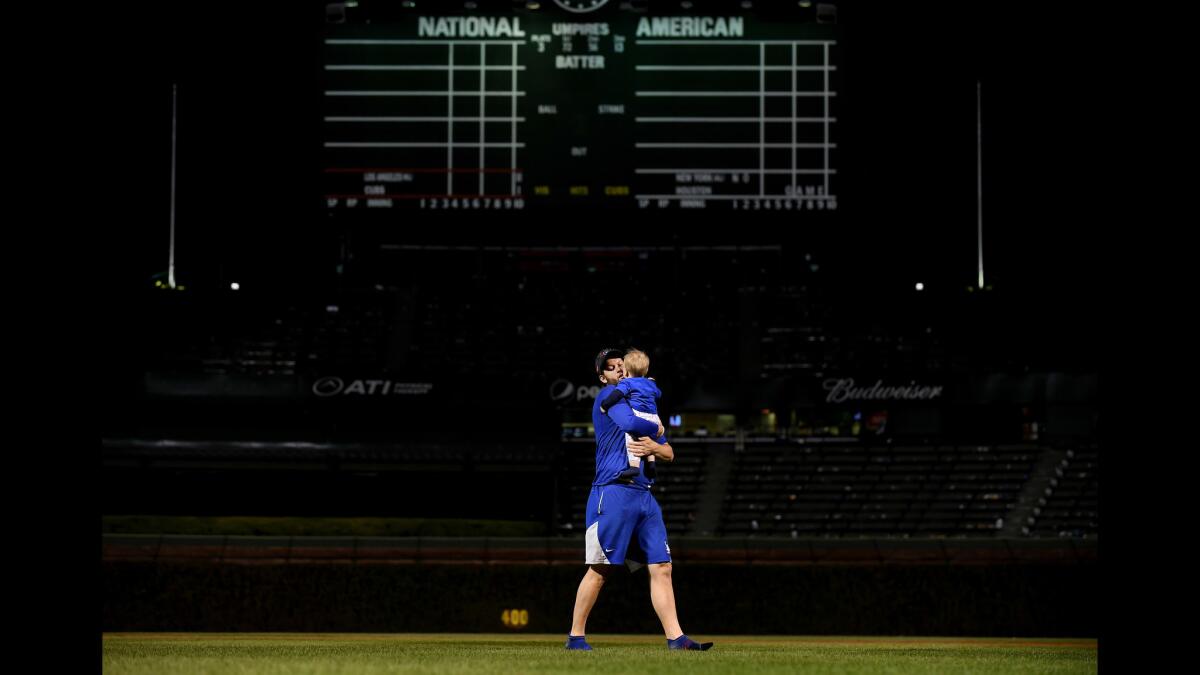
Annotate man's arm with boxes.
[628,436,674,462]
[605,399,661,437]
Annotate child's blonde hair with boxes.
[623,349,650,377]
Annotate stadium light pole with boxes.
[976,79,984,290]
[168,83,178,289]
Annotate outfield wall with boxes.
[103,536,1097,637]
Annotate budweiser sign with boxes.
[823,378,944,403]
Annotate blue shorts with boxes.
[584,483,672,571]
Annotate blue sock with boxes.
[565,634,592,651]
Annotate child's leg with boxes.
[630,412,662,480]
[616,432,640,481]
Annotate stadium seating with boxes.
[1025,446,1099,538]
[104,435,1094,539]
[119,245,1096,540]
[716,442,1043,538]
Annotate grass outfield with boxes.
[102,633,1097,674]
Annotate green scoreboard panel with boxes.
[323,3,839,213]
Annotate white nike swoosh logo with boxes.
[605,548,614,553]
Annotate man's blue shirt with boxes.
[592,384,665,489]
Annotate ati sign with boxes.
[312,377,433,397]
[822,378,944,404]
[550,379,603,403]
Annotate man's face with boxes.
[600,357,625,385]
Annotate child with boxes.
[599,348,663,481]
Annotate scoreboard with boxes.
[323,1,840,214]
